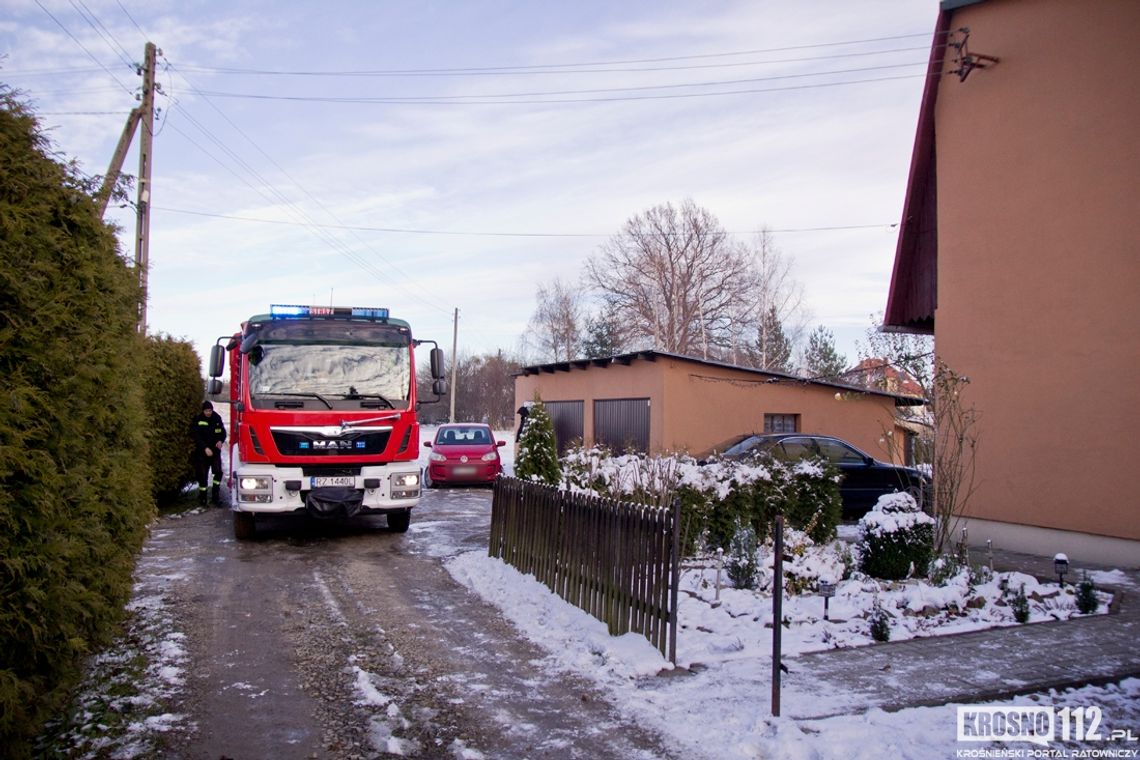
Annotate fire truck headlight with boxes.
[240,476,270,491]
[390,472,420,499]
[392,473,419,488]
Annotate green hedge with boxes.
[702,458,842,550]
[562,447,842,555]
[0,86,154,757]
[143,335,204,499]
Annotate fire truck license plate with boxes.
[311,476,355,488]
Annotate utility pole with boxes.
[96,42,158,333]
[95,107,141,217]
[134,41,157,333]
[449,308,459,422]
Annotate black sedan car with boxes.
[712,433,931,519]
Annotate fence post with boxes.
[669,496,680,665]
[772,513,784,717]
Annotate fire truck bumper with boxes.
[230,464,421,516]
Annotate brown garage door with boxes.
[594,398,650,454]
[544,400,584,454]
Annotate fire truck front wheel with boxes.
[387,509,411,533]
[234,511,256,541]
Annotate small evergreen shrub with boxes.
[726,520,759,590]
[1076,577,1099,615]
[870,599,891,642]
[857,492,935,580]
[1010,584,1030,623]
[514,397,561,485]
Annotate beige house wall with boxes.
[934,0,1140,541]
[515,355,907,463]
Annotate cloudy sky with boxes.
[2,0,938,369]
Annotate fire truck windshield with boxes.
[248,343,411,410]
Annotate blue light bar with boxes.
[269,304,390,320]
[270,304,309,317]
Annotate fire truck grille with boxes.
[271,430,391,457]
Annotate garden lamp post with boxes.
[818,580,836,621]
[1054,553,1069,586]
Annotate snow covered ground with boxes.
[40,428,1139,758]
[439,430,1139,758]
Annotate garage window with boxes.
[764,413,799,433]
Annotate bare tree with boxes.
[930,361,981,552]
[452,350,521,428]
[584,200,758,357]
[724,230,809,368]
[527,278,582,362]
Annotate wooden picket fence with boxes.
[489,477,680,663]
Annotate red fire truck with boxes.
[206,304,446,540]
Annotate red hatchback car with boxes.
[423,424,506,486]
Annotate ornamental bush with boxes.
[726,519,760,590]
[0,87,154,756]
[870,598,892,642]
[514,397,561,485]
[857,492,935,580]
[1076,577,1099,615]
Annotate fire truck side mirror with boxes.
[432,379,448,396]
[208,344,226,378]
[430,347,445,380]
[206,378,223,396]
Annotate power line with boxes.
[32,0,136,96]
[115,0,149,42]
[68,0,136,70]
[39,110,133,115]
[193,73,926,106]
[174,34,932,77]
[153,206,898,238]
[198,61,923,103]
[160,60,452,315]
[2,42,943,81]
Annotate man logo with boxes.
[312,439,353,450]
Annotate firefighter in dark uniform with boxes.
[192,401,227,506]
